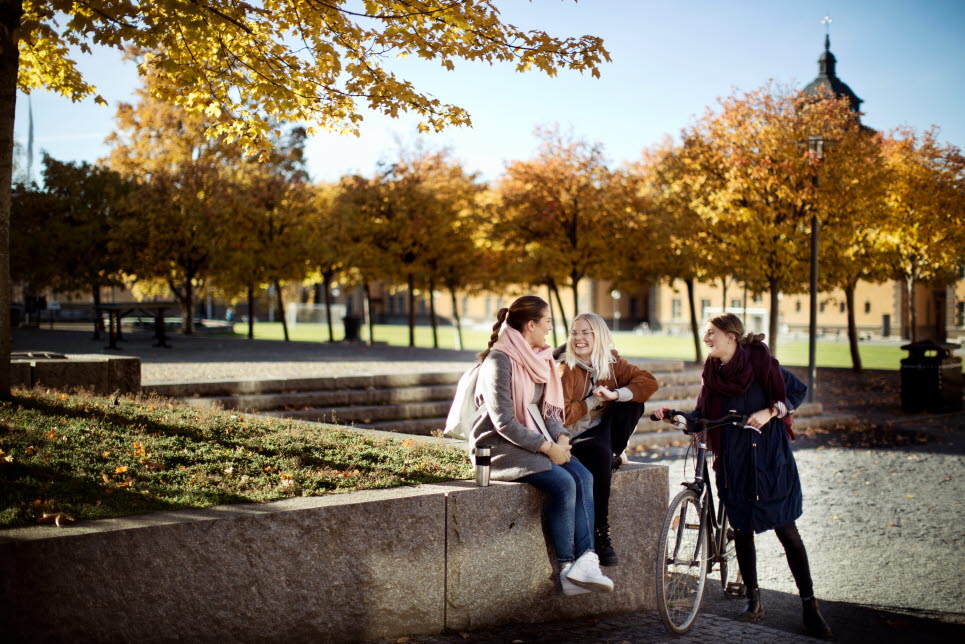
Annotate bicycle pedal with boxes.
[725,582,746,599]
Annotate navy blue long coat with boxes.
[703,368,807,534]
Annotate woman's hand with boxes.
[542,441,571,465]
[747,407,777,430]
[593,386,619,401]
[652,407,673,423]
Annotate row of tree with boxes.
[12,81,965,371]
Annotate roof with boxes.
[802,35,863,112]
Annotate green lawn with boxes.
[232,322,942,371]
[0,388,472,529]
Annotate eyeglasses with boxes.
[569,330,594,338]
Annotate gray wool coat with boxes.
[467,349,570,482]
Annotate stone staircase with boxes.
[145,359,856,440]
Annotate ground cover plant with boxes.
[0,388,472,529]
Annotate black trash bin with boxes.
[342,314,363,342]
[899,340,963,413]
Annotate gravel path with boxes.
[630,414,965,643]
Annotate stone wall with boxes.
[10,354,141,394]
[0,464,667,643]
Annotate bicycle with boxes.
[652,409,752,635]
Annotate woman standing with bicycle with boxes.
[558,312,659,566]
[654,313,833,640]
[469,296,614,595]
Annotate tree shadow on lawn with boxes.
[699,585,965,643]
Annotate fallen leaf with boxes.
[830,516,840,520]
[140,460,165,471]
[117,477,134,488]
[102,451,111,458]
[904,494,914,499]
[224,466,234,474]
[114,466,128,474]
[58,394,69,401]
[31,499,43,506]
[37,512,75,528]
[401,438,415,448]
[101,473,110,483]
[48,430,57,439]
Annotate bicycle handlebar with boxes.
[649,409,751,434]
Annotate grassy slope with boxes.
[0,389,472,529]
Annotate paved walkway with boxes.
[369,611,823,643]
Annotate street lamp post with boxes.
[806,134,824,404]
[611,289,621,331]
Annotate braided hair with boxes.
[477,295,550,361]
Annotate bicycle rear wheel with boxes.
[656,489,709,634]
[717,502,744,597]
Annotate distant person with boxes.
[557,312,659,566]
[653,313,832,640]
[468,295,614,595]
[225,307,234,322]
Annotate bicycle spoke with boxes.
[656,490,709,634]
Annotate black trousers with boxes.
[734,521,815,598]
[569,401,646,531]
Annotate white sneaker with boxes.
[559,563,591,595]
[564,550,614,593]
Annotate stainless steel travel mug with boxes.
[474,445,491,487]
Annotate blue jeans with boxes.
[519,458,595,564]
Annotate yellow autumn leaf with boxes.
[115,466,128,474]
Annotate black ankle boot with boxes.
[594,526,618,566]
[802,597,834,640]
[737,587,765,622]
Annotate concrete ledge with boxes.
[11,354,141,394]
[0,465,667,643]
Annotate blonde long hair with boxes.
[563,312,616,381]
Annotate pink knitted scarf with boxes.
[491,325,565,434]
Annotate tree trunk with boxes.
[407,272,416,347]
[322,271,334,342]
[92,283,103,339]
[0,0,22,398]
[768,278,781,358]
[364,281,375,345]
[246,285,255,339]
[550,280,569,332]
[906,275,917,342]
[571,274,580,317]
[685,277,703,363]
[845,281,863,373]
[449,285,463,351]
[721,276,729,312]
[428,277,438,349]
[179,276,196,335]
[546,283,559,348]
[274,279,289,341]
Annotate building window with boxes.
[672,298,682,320]
[957,302,964,327]
[795,300,801,313]
[731,298,741,310]
[819,302,826,313]
[865,301,871,314]
[752,294,763,304]
[700,298,711,319]
[839,302,846,313]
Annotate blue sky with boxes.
[14,0,965,184]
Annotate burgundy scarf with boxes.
[696,342,794,455]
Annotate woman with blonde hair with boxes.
[558,312,659,566]
[468,296,614,595]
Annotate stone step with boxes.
[653,369,704,387]
[633,400,824,433]
[653,383,703,400]
[181,384,457,411]
[145,371,465,397]
[363,417,448,436]
[627,412,859,449]
[261,400,453,424]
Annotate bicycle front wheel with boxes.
[656,489,709,634]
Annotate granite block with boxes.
[9,361,31,388]
[445,463,668,631]
[31,357,110,392]
[1,486,454,643]
[107,356,141,393]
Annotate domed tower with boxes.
[803,35,863,113]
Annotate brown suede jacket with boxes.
[558,351,659,427]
